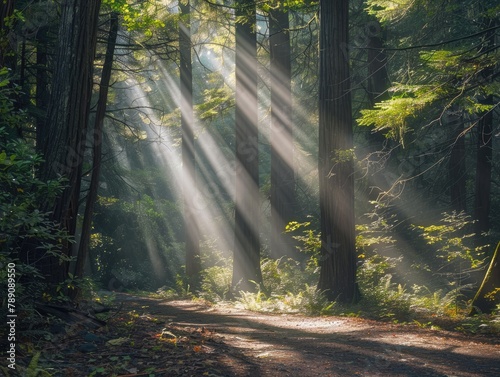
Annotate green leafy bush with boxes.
[237,285,335,315]
[261,257,316,295]
[0,72,71,333]
[199,265,232,302]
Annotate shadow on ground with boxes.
[112,293,500,377]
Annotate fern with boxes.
[23,351,52,377]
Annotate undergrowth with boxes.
[190,217,499,336]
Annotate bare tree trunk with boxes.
[269,6,296,259]
[473,101,493,239]
[180,0,201,290]
[232,0,262,293]
[72,12,118,297]
[317,0,359,303]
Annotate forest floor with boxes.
[17,292,500,377]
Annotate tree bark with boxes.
[232,0,262,293]
[37,0,102,286]
[317,0,359,303]
[180,0,201,290]
[72,12,118,297]
[269,6,296,259]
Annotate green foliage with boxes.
[358,84,440,142]
[285,220,321,272]
[0,73,67,256]
[355,252,412,320]
[196,82,234,121]
[359,0,499,145]
[237,285,335,315]
[102,0,166,36]
[261,0,319,13]
[252,210,488,322]
[0,68,22,128]
[356,218,394,257]
[455,305,500,335]
[0,72,71,320]
[332,148,355,164]
[22,351,52,377]
[365,0,419,23]
[231,222,333,315]
[411,285,467,317]
[414,212,485,268]
[199,265,232,302]
[261,257,315,293]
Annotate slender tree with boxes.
[269,4,296,259]
[317,0,358,303]
[73,12,119,294]
[364,17,390,203]
[232,0,262,292]
[180,0,201,288]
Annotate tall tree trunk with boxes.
[473,16,495,242]
[366,21,389,109]
[232,0,262,293]
[269,6,296,259]
[180,0,201,290]
[37,0,101,286]
[317,0,358,303]
[365,18,390,202]
[72,12,118,297]
[473,101,493,239]
[35,28,50,153]
[447,108,466,212]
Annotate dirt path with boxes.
[108,293,499,377]
[29,293,500,377]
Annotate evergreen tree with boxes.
[269,3,296,259]
[233,0,263,292]
[317,0,359,303]
[37,0,102,286]
[180,0,201,289]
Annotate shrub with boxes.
[199,265,232,302]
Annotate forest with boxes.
[1,0,499,376]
